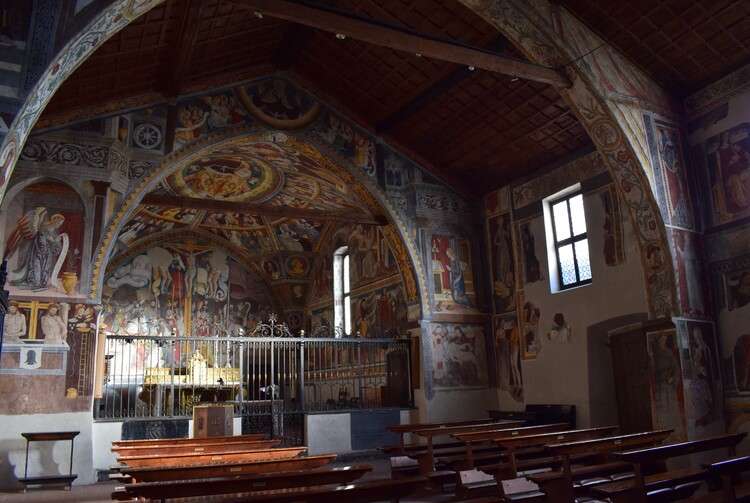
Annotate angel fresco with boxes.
[4,207,67,291]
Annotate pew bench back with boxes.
[591,432,748,503]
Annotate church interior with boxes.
[1,0,750,500]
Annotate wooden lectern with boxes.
[193,404,233,438]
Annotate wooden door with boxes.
[609,330,653,433]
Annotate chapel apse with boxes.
[96,131,421,338]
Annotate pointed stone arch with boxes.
[89,127,429,323]
[459,0,676,317]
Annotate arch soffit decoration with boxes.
[0,0,164,203]
[91,128,427,318]
[460,0,676,318]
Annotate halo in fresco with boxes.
[165,151,284,203]
[237,79,321,130]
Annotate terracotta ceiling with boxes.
[38,0,750,199]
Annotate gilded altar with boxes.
[141,353,241,416]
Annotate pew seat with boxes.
[119,453,337,483]
[113,465,374,502]
[111,433,264,447]
[687,455,750,502]
[155,475,429,503]
[116,446,306,467]
[591,432,748,503]
[527,429,673,503]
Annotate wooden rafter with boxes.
[140,194,388,226]
[276,0,336,69]
[230,0,571,88]
[378,37,513,133]
[161,0,208,97]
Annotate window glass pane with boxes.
[575,239,592,281]
[344,295,351,335]
[569,194,587,236]
[558,244,576,285]
[343,255,350,293]
[553,201,571,241]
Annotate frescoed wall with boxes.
[678,319,721,430]
[487,212,515,315]
[2,180,86,299]
[493,314,523,401]
[646,327,687,442]
[705,123,750,226]
[685,65,750,448]
[485,152,650,421]
[0,78,430,427]
[308,222,407,338]
[430,322,488,389]
[0,300,100,414]
[1,0,742,490]
[429,230,479,314]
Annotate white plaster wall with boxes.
[305,413,351,455]
[0,412,94,490]
[427,388,499,423]
[497,189,649,427]
[400,408,422,445]
[92,421,121,475]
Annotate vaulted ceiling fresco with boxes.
[111,136,376,260]
[100,132,399,336]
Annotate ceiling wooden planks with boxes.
[36,0,750,197]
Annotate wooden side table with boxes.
[19,431,80,491]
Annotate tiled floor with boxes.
[0,457,458,503]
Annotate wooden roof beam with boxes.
[230,0,571,88]
[276,0,336,69]
[161,0,208,97]
[377,37,512,133]
[140,194,388,226]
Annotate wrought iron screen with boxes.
[95,316,413,437]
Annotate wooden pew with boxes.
[688,455,750,502]
[384,417,498,455]
[111,433,265,447]
[453,426,619,499]
[489,404,576,429]
[116,446,306,468]
[166,476,428,503]
[113,465,374,502]
[590,432,748,503]
[447,422,572,471]
[119,453,337,483]
[378,439,466,456]
[111,438,281,456]
[487,425,620,479]
[410,420,525,474]
[527,429,673,503]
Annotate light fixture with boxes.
[511,76,519,82]
[415,53,422,57]
[254,11,263,19]
[335,33,346,40]
[468,65,475,71]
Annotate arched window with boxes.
[333,246,350,337]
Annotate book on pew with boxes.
[502,476,545,501]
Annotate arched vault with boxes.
[91,129,426,318]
